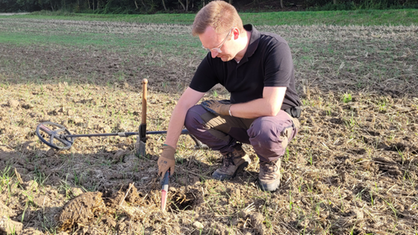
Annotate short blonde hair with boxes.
[192,0,244,36]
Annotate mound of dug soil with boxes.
[57,183,146,232]
[58,192,105,231]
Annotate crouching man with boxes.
[157,0,301,191]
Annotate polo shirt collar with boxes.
[243,24,260,58]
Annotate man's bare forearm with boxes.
[164,105,188,148]
[229,87,286,119]
[164,87,205,148]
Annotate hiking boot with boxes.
[212,145,251,181]
[258,159,282,192]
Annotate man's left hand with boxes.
[201,100,231,116]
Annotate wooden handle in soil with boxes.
[141,79,148,125]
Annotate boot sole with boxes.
[258,179,280,192]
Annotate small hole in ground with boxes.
[169,192,196,212]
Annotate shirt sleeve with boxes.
[189,54,219,92]
[263,38,294,88]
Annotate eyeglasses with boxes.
[202,28,232,54]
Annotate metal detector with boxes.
[35,121,203,151]
[35,78,207,152]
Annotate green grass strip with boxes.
[1,9,417,26]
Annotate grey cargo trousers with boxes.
[184,105,300,162]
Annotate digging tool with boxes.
[161,170,170,212]
[138,79,148,156]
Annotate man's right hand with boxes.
[157,144,176,179]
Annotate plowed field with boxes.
[0,18,417,234]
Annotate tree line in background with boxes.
[1,0,417,13]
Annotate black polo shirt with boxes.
[189,24,301,110]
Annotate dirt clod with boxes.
[0,201,13,217]
[193,221,204,229]
[58,192,105,231]
[7,99,19,108]
[250,212,266,234]
[0,216,23,234]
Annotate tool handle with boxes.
[141,79,148,125]
[162,170,170,190]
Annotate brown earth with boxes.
[0,19,417,234]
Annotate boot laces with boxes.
[221,153,235,169]
[260,161,278,180]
